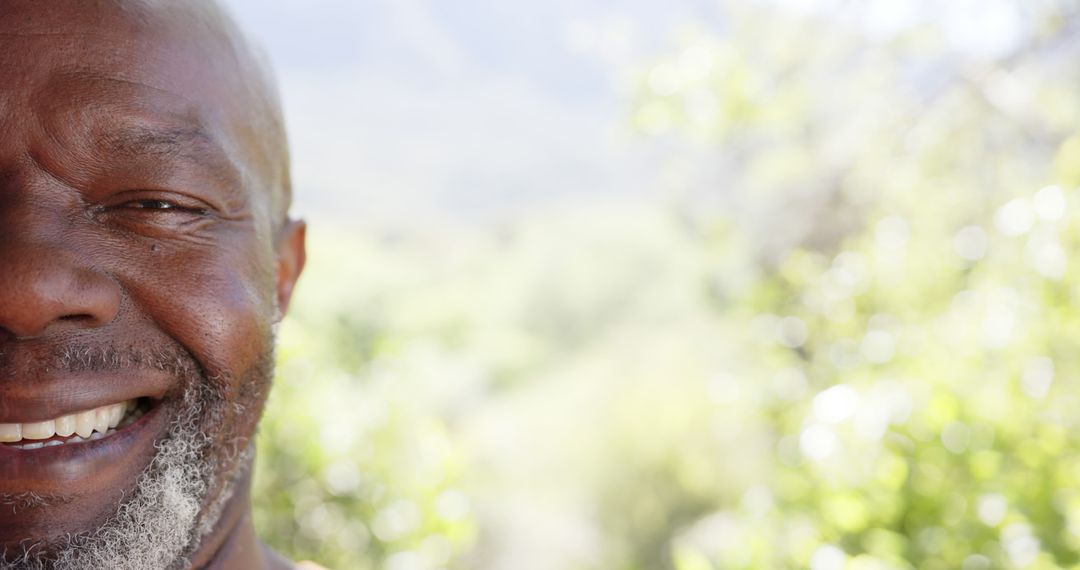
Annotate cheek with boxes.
[110,234,277,400]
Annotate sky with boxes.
[221,0,720,231]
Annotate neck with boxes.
[185,459,276,570]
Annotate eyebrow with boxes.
[101,124,242,183]
[110,125,214,154]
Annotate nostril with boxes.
[57,314,100,325]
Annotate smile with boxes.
[0,399,153,450]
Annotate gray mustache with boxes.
[0,343,203,382]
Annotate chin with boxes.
[0,382,249,570]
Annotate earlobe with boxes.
[273,219,307,321]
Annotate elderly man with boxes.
[0,0,307,568]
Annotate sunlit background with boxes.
[223,1,1080,568]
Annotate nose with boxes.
[0,231,122,339]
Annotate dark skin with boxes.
[0,1,305,568]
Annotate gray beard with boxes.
[0,385,244,570]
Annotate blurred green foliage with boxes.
[253,1,1080,568]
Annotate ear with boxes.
[273,218,307,321]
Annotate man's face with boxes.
[0,1,303,566]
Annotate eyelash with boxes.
[124,199,209,216]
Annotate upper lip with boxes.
[0,369,173,423]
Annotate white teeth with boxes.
[76,410,96,439]
[22,420,55,440]
[55,414,76,438]
[95,407,112,435]
[0,400,141,448]
[0,423,20,443]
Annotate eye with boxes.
[94,192,217,236]
[123,199,208,216]
[129,199,175,210]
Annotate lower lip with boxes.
[0,401,166,491]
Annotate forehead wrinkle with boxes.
[106,125,214,156]
[58,71,199,112]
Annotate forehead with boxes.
[0,1,237,98]
[0,1,258,192]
